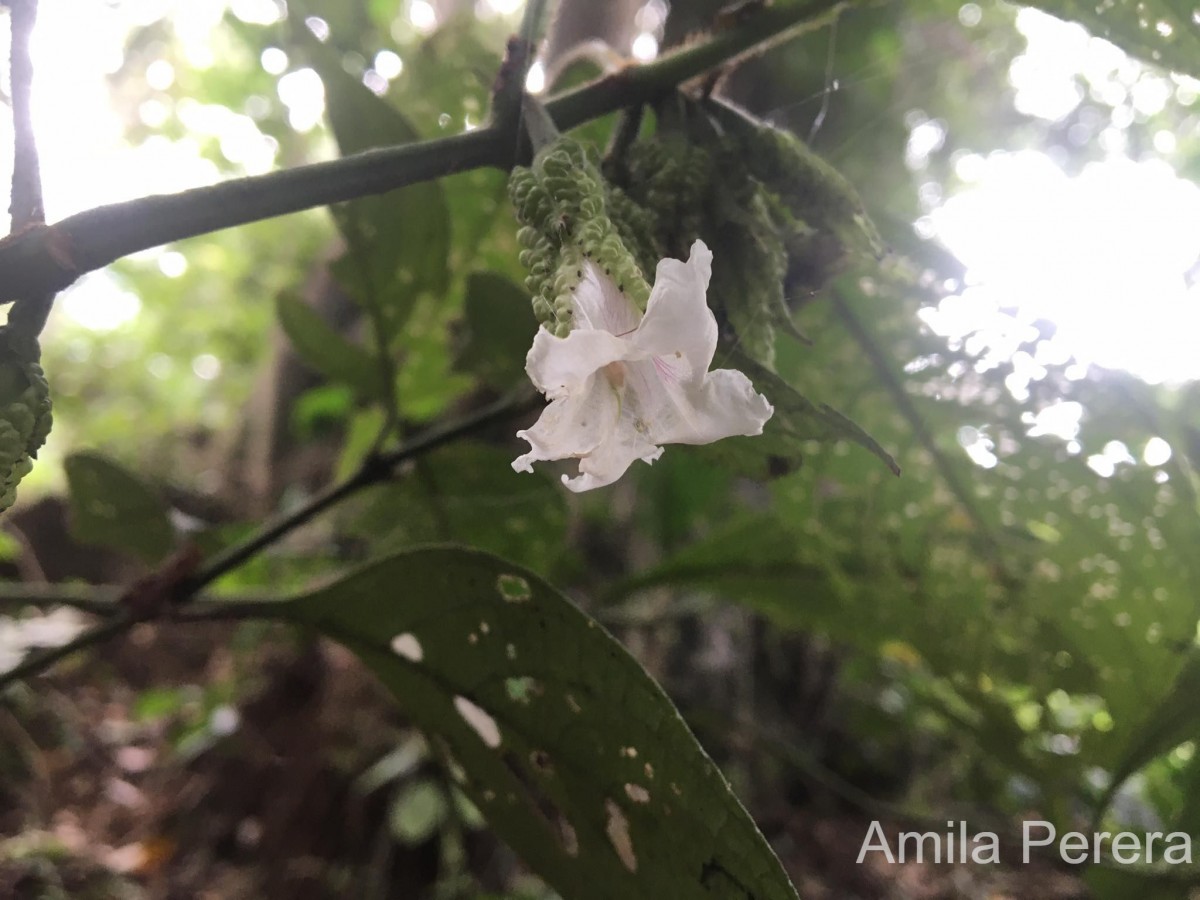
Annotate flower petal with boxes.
[562,395,664,492]
[632,240,717,381]
[512,375,620,474]
[513,240,772,492]
[571,260,641,336]
[525,325,630,399]
[624,359,773,447]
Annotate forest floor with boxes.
[1,618,1091,900]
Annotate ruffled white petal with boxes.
[654,367,774,445]
[571,260,641,336]
[512,239,773,491]
[631,240,717,379]
[512,375,619,473]
[524,326,629,399]
[624,359,773,446]
[562,393,664,492]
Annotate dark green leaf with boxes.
[292,384,356,438]
[1096,649,1200,820]
[277,547,799,900]
[276,293,385,398]
[349,443,567,571]
[64,451,175,564]
[454,272,537,391]
[393,308,474,422]
[608,515,842,626]
[713,347,899,478]
[299,30,451,337]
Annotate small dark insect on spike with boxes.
[618,284,624,292]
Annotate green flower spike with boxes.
[508,137,652,337]
[0,326,53,513]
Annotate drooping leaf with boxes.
[274,547,799,900]
[1095,649,1200,822]
[608,514,844,626]
[64,451,175,564]
[275,293,385,399]
[1025,1,1200,79]
[297,26,451,339]
[709,347,899,479]
[454,272,537,391]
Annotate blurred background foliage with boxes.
[3,0,1200,897]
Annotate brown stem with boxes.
[0,0,853,306]
[5,0,53,337]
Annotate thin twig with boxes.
[0,0,853,305]
[0,583,280,613]
[830,288,1008,568]
[490,0,551,135]
[177,389,537,598]
[6,0,41,229]
[170,597,296,623]
[0,391,535,686]
[0,583,122,616]
[0,615,133,690]
[5,0,53,338]
[603,104,645,173]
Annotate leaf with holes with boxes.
[275,547,799,900]
[64,451,174,564]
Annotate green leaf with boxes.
[390,779,449,845]
[608,515,843,626]
[1025,1,1200,79]
[1095,649,1200,821]
[277,547,799,900]
[715,347,899,479]
[300,31,451,337]
[275,293,385,399]
[63,451,175,564]
[454,272,537,391]
[393,304,474,422]
[349,442,567,571]
[334,407,388,482]
[292,384,356,438]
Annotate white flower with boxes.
[512,239,774,492]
